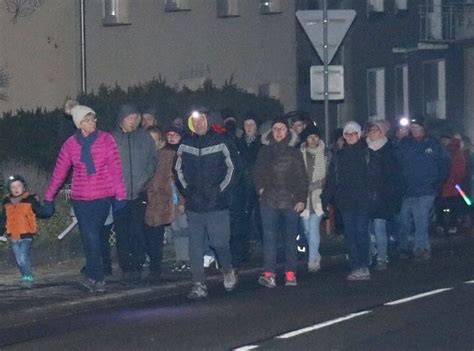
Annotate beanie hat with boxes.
[116,103,140,125]
[65,100,96,129]
[410,116,425,128]
[300,124,322,141]
[7,175,27,192]
[271,116,289,130]
[369,119,389,136]
[343,121,362,137]
[165,126,185,138]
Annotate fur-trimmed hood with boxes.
[261,128,299,147]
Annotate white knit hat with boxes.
[64,100,96,129]
[343,121,362,137]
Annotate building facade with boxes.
[296,0,467,139]
[0,0,298,114]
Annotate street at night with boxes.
[1,240,473,351]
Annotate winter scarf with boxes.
[367,136,388,152]
[75,130,98,175]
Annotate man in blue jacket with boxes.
[396,117,448,260]
[175,108,239,299]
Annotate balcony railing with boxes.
[419,2,474,42]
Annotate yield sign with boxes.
[296,10,356,64]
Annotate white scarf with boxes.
[367,136,388,151]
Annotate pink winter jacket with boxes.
[45,131,126,202]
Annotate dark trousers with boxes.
[188,210,233,284]
[144,224,165,277]
[114,198,146,273]
[73,198,111,282]
[260,206,299,273]
[100,224,113,273]
[340,206,370,270]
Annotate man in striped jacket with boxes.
[175,108,239,299]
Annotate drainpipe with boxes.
[80,0,87,93]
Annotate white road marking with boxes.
[464,280,474,284]
[233,346,260,350]
[275,310,372,339]
[384,288,453,306]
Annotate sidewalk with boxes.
[0,231,471,329]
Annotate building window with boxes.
[260,0,282,15]
[259,83,280,99]
[395,0,408,12]
[217,0,239,17]
[423,60,446,119]
[165,0,191,12]
[103,0,130,26]
[367,0,384,16]
[367,68,385,121]
[395,64,409,119]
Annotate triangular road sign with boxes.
[296,10,356,64]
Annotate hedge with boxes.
[0,78,283,171]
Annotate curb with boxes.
[1,234,471,329]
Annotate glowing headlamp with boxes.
[399,117,409,127]
[191,111,201,118]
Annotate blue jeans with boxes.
[187,210,233,283]
[73,198,111,282]
[261,206,299,273]
[370,218,387,263]
[11,238,33,277]
[399,195,435,252]
[341,206,370,270]
[302,214,322,265]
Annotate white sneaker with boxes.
[203,255,215,268]
[223,269,237,291]
[308,262,321,273]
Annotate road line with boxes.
[384,288,453,306]
[233,345,260,350]
[464,279,474,284]
[275,310,372,339]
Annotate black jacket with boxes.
[367,142,401,219]
[175,130,239,213]
[321,140,369,211]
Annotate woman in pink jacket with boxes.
[44,101,126,293]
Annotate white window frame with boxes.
[102,0,130,26]
[367,0,384,16]
[260,0,282,15]
[165,0,191,12]
[367,68,385,121]
[423,59,446,119]
[217,0,239,18]
[395,0,408,12]
[395,64,409,119]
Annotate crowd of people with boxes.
[0,102,472,298]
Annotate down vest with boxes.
[175,130,238,213]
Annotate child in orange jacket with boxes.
[0,175,52,288]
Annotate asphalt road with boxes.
[2,241,474,351]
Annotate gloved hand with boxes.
[112,199,127,212]
[43,200,55,218]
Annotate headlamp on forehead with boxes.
[399,117,410,127]
[191,111,201,118]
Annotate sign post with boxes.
[296,9,356,143]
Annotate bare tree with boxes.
[0,66,10,101]
[4,0,44,23]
